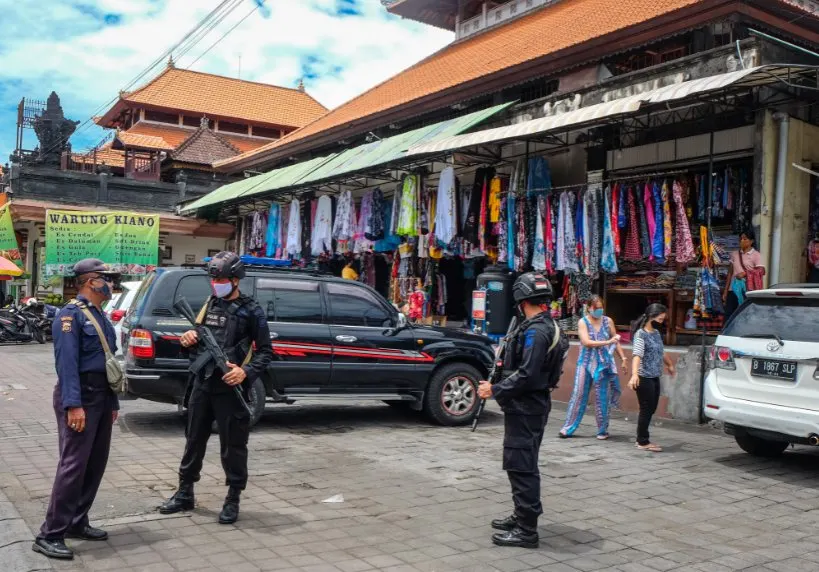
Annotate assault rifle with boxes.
[472,316,519,432]
[174,297,253,417]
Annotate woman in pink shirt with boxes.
[723,228,765,317]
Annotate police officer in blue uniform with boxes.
[160,252,272,524]
[478,272,561,549]
[33,259,120,560]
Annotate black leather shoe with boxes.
[159,483,195,514]
[32,538,74,560]
[491,515,517,531]
[218,487,241,524]
[492,527,539,549]
[66,525,108,541]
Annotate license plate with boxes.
[751,358,797,381]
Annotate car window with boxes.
[129,272,157,318]
[174,275,213,311]
[327,283,392,327]
[723,297,819,343]
[256,278,322,323]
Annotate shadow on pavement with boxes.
[120,402,503,438]
[713,447,819,488]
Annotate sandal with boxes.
[636,442,663,452]
[596,434,609,440]
[558,431,571,439]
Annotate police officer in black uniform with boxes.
[34,259,120,560]
[478,272,558,549]
[159,252,272,524]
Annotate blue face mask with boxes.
[90,277,112,300]
[591,308,604,319]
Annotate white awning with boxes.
[407,66,802,156]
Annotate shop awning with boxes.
[406,66,802,156]
[180,102,513,213]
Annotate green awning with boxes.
[181,102,513,214]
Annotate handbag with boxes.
[71,299,125,394]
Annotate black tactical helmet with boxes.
[512,272,553,305]
[207,251,245,279]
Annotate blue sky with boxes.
[0,0,452,161]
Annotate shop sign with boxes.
[472,290,487,320]
[0,204,22,268]
[45,209,159,276]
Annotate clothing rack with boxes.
[499,169,692,197]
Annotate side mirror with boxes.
[383,312,408,336]
[396,312,407,329]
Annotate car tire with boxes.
[423,362,482,426]
[735,434,789,457]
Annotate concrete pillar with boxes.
[755,110,776,286]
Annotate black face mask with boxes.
[651,320,665,330]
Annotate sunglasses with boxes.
[87,274,114,283]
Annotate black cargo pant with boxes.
[503,406,550,533]
[179,380,250,490]
[40,377,114,540]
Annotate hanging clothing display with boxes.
[265,204,281,258]
[556,191,578,272]
[661,181,672,261]
[355,191,374,252]
[434,166,458,245]
[311,195,333,256]
[333,191,355,240]
[489,177,502,224]
[396,175,419,236]
[247,210,265,252]
[300,195,313,260]
[366,188,385,241]
[673,181,696,263]
[601,187,618,274]
[285,199,302,257]
[463,167,493,245]
[532,196,547,271]
[610,184,621,257]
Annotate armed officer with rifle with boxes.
[477,272,567,549]
[160,252,272,524]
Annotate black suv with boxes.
[122,266,495,426]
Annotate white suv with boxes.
[705,285,819,457]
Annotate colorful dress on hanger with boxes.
[265,204,281,258]
[396,175,419,236]
[651,182,665,263]
[366,188,385,241]
[489,177,502,224]
[609,185,621,257]
[408,289,426,321]
[560,316,622,437]
[355,191,374,252]
[623,187,642,261]
[532,196,547,271]
[661,180,673,261]
[673,180,696,263]
[434,166,458,245]
[498,194,509,264]
[333,191,355,240]
[557,192,579,272]
[310,195,333,256]
[601,187,618,274]
[285,198,302,258]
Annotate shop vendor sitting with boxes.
[723,228,765,317]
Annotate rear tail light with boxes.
[129,329,154,359]
[110,309,126,323]
[710,346,736,370]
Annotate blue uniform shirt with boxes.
[53,295,119,411]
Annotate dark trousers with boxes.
[725,291,740,320]
[636,376,661,445]
[39,381,113,540]
[503,409,549,533]
[179,385,250,490]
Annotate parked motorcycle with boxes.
[0,302,45,344]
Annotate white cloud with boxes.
[0,0,452,159]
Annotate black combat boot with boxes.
[158,482,195,514]
[218,487,241,524]
[492,526,539,549]
[491,514,517,531]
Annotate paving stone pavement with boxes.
[2,344,819,572]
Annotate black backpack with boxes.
[543,318,570,390]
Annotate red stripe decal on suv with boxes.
[272,341,433,362]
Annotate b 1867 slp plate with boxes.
[751,358,797,381]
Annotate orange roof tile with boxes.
[118,67,328,129]
[126,122,273,154]
[72,146,125,169]
[172,126,240,165]
[221,0,705,167]
[115,131,174,151]
[127,122,194,148]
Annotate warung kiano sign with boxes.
[45,209,159,276]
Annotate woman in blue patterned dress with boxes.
[559,296,627,439]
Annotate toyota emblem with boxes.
[767,341,782,352]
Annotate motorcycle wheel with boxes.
[33,327,45,344]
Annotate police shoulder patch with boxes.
[62,321,72,333]
[524,330,536,349]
